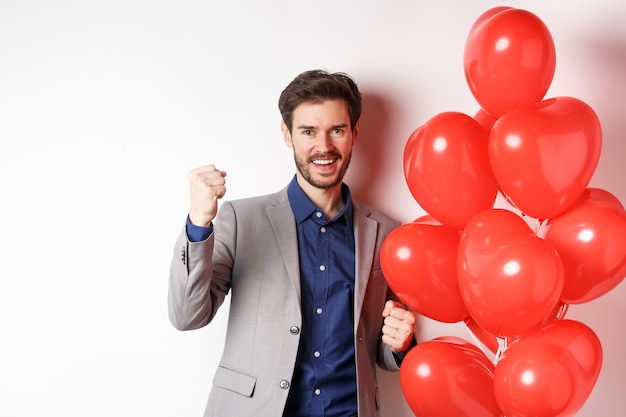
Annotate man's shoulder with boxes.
[225,187,288,210]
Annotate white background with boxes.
[1,1,624,416]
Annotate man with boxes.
[169,69,416,417]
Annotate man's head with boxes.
[279,70,362,192]
[278,69,362,133]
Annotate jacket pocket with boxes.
[213,365,257,397]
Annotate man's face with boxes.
[282,99,359,190]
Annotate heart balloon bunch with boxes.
[383,6,626,417]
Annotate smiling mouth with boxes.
[310,153,341,166]
[312,158,336,165]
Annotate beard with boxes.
[293,150,352,190]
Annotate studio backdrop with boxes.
[1,1,624,416]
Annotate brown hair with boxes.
[278,69,362,132]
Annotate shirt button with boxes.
[314,351,320,358]
[319,265,326,271]
[280,380,290,389]
[316,308,322,315]
[316,212,322,218]
[320,226,326,233]
[315,388,321,395]
[290,326,300,335]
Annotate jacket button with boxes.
[290,326,300,335]
[280,380,290,389]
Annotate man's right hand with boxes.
[188,164,227,227]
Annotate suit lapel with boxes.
[267,190,302,308]
[353,203,377,333]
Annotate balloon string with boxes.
[465,324,494,361]
[494,336,508,364]
[533,218,541,234]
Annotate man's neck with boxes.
[296,175,345,219]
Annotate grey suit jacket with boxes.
[169,186,402,417]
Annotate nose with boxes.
[315,132,335,153]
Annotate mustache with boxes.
[307,152,342,162]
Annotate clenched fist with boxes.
[188,164,227,227]
[381,300,416,353]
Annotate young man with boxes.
[169,69,416,417]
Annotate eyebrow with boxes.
[296,123,349,130]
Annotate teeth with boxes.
[313,159,334,165]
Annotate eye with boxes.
[332,128,344,135]
[303,129,313,136]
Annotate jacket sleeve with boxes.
[168,202,237,330]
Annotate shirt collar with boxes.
[287,175,353,226]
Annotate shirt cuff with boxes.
[392,351,407,366]
[186,216,213,242]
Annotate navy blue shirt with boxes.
[283,177,357,417]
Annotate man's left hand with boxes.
[381,300,416,353]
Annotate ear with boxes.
[352,121,360,146]
[281,121,293,148]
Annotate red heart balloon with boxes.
[401,337,501,417]
[381,221,467,323]
[494,319,603,417]
[489,96,602,220]
[458,209,564,337]
[404,111,498,230]
[464,7,556,117]
[543,188,626,304]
